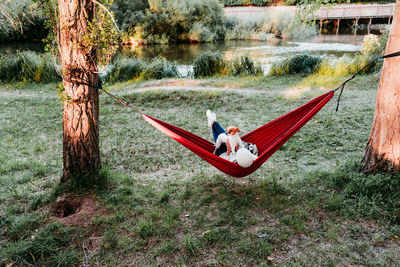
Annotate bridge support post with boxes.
[319,19,323,35]
[368,18,373,34]
[336,19,341,35]
[354,18,359,35]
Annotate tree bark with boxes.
[59,0,101,182]
[361,0,400,173]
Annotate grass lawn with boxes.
[1,74,400,266]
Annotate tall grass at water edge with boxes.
[0,51,262,85]
[269,33,389,80]
[193,51,262,78]
[105,52,262,82]
[103,56,179,83]
[0,51,60,83]
[269,53,322,76]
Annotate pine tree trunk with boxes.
[59,0,101,182]
[361,0,400,173]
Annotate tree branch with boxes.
[92,0,120,32]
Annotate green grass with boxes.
[1,74,400,266]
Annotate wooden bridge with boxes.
[315,4,394,21]
[225,4,395,33]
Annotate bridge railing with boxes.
[224,4,395,20]
[316,4,395,19]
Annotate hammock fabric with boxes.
[143,91,334,178]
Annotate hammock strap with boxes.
[61,76,143,115]
[333,51,400,111]
[99,85,143,115]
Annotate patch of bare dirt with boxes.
[142,79,205,88]
[51,196,105,227]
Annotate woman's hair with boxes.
[226,126,240,135]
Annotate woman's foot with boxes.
[206,110,216,127]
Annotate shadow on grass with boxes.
[296,160,400,224]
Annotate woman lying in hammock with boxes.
[207,110,258,167]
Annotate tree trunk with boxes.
[59,0,101,182]
[361,0,400,173]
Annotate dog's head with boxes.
[226,126,240,135]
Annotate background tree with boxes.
[361,0,400,173]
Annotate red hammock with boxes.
[143,91,334,177]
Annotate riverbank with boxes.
[1,74,400,266]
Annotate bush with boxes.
[193,51,227,78]
[269,53,322,76]
[142,57,179,79]
[0,51,60,83]
[231,56,262,76]
[122,0,226,44]
[111,0,149,31]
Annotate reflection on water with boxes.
[0,41,44,55]
[119,40,275,64]
[119,34,366,75]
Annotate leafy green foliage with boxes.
[142,57,179,79]
[33,0,119,71]
[122,0,226,44]
[111,0,149,31]
[220,0,372,8]
[82,4,120,67]
[0,0,47,42]
[0,51,60,83]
